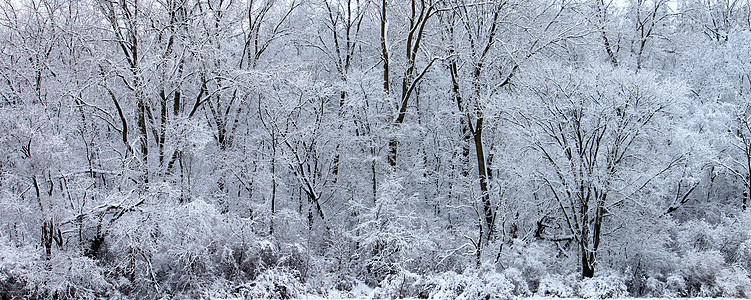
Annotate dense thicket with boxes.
[1,0,751,298]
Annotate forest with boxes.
[1,0,751,298]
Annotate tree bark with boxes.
[596,0,618,67]
[472,119,493,241]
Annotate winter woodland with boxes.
[1,0,751,298]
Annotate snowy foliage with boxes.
[537,273,577,298]
[0,238,114,298]
[372,266,516,300]
[577,272,629,299]
[3,0,751,298]
[242,267,304,299]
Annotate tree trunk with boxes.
[380,0,389,96]
[472,119,493,241]
[134,66,148,185]
[449,58,471,177]
[270,134,277,235]
[580,196,592,278]
[596,0,618,67]
[582,248,595,278]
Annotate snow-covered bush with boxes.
[354,175,445,285]
[577,271,628,299]
[422,268,514,300]
[715,266,751,297]
[665,274,687,297]
[738,239,751,270]
[503,267,531,296]
[536,273,576,297]
[371,265,520,300]
[316,277,372,299]
[459,271,514,300]
[735,212,751,271]
[103,198,308,298]
[616,218,678,296]
[244,266,304,299]
[0,241,114,299]
[641,212,751,297]
[424,271,462,299]
[497,240,560,292]
[372,270,422,299]
[679,249,725,296]
[643,276,666,297]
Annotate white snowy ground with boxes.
[293,281,740,299]
[218,281,742,300]
[284,297,740,300]
[290,297,740,300]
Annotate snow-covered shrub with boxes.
[244,266,304,299]
[503,267,531,296]
[39,254,113,299]
[103,198,309,298]
[499,240,557,291]
[422,271,462,299]
[430,271,480,299]
[665,274,687,297]
[480,268,516,299]
[0,241,114,299]
[655,214,751,297]
[616,219,678,297]
[420,266,514,300]
[318,277,373,299]
[643,276,666,297]
[354,175,444,285]
[458,272,512,300]
[372,270,422,299]
[536,273,576,297]
[738,239,751,270]
[0,241,35,297]
[577,271,628,299]
[679,249,725,296]
[715,266,751,297]
[735,213,751,270]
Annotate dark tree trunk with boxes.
[582,250,595,278]
[472,120,493,241]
